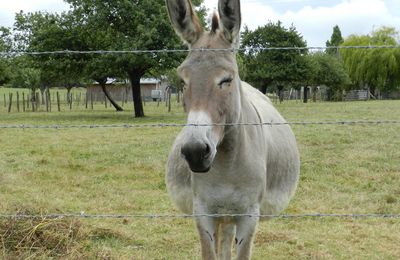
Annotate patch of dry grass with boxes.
[0,209,85,258]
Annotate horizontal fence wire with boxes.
[1,213,400,220]
[1,45,400,56]
[0,120,399,129]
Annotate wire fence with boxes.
[0,120,399,129]
[1,213,400,220]
[1,45,400,56]
[1,44,400,223]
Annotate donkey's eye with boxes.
[180,79,187,89]
[218,77,233,87]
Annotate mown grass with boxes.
[0,87,399,259]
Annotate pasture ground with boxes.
[0,88,399,259]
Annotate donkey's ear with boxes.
[218,0,241,44]
[166,0,203,45]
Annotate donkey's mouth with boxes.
[190,165,211,173]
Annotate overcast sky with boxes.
[1,0,399,47]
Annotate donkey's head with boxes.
[166,0,242,173]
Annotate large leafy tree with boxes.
[65,0,205,117]
[0,27,13,85]
[341,26,400,94]
[306,52,350,101]
[13,11,87,98]
[240,22,308,95]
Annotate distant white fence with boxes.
[345,90,369,101]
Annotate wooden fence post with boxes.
[91,92,94,110]
[8,93,13,113]
[36,92,40,110]
[49,90,52,111]
[57,92,61,112]
[22,92,26,112]
[26,92,30,110]
[16,91,20,112]
[45,90,49,112]
[30,91,36,112]
[3,94,6,108]
[168,88,172,112]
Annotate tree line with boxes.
[0,0,399,117]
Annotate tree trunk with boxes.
[66,87,72,105]
[303,86,308,103]
[260,85,268,94]
[99,83,123,111]
[277,86,284,103]
[259,79,273,94]
[128,71,145,117]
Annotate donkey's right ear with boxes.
[166,0,203,45]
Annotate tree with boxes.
[65,0,205,117]
[240,22,308,97]
[306,52,350,101]
[13,11,88,101]
[0,27,13,85]
[326,25,344,56]
[340,26,400,94]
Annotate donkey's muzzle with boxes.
[181,141,212,173]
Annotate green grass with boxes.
[0,89,399,259]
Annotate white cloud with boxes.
[0,0,69,28]
[204,0,400,46]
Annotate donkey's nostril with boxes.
[204,143,211,159]
[181,142,210,160]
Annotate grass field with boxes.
[0,87,399,259]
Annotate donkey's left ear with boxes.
[166,0,203,45]
[218,0,241,44]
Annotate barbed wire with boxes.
[1,212,399,220]
[1,45,400,56]
[0,120,399,129]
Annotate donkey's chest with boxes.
[191,166,266,214]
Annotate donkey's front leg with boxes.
[196,216,218,260]
[235,209,259,260]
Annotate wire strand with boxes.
[0,120,399,129]
[1,213,399,220]
[1,45,400,56]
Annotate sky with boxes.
[1,0,400,47]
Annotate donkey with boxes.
[165,0,300,259]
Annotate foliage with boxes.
[64,0,205,117]
[306,52,350,100]
[325,25,344,55]
[0,27,13,85]
[9,66,41,91]
[12,11,87,91]
[240,22,308,94]
[340,26,400,93]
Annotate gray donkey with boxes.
[165,0,300,259]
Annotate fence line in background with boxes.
[0,120,399,130]
[1,45,400,56]
[1,213,399,220]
